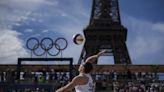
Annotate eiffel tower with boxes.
[78,0,131,64]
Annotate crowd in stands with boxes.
[113,81,164,92]
[0,68,70,83]
[0,68,164,92]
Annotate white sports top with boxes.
[75,73,94,92]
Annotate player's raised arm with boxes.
[85,50,106,64]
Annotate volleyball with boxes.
[73,34,84,45]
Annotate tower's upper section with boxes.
[89,0,121,26]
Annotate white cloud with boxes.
[42,29,49,33]
[122,15,164,64]
[0,29,28,64]
[0,0,46,10]
[0,0,54,29]
[152,23,164,33]
[24,29,33,33]
[130,36,162,59]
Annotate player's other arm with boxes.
[85,50,106,64]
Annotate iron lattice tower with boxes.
[78,0,131,64]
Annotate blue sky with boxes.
[0,0,164,64]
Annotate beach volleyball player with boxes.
[56,35,106,92]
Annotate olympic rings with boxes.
[55,37,68,50]
[26,37,68,56]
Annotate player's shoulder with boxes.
[72,74,88,85]
[73,74,87,81]
[76,74,85,78]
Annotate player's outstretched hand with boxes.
[97,50,106,57]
